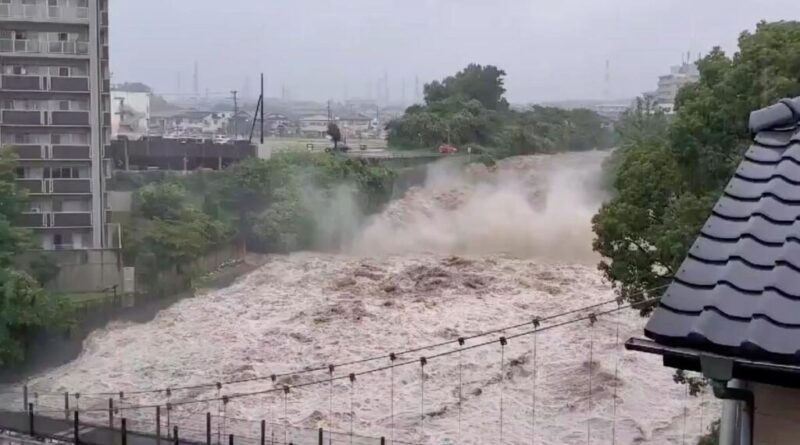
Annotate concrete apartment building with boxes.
[0,0,111,251]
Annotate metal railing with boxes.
[0,39,89,56]
[0,4,88,21]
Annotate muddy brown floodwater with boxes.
[15,151,717,444]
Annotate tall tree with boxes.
[0,147,65,366]
[593,21,800,310]
[327,123,342,150]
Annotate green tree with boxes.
[0,147,66,366]
[327,123,342,150]
[424,64,510,111]
[593,21,800,309]
[137,182,188,220]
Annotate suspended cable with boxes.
[349,373,356,445]
[587,313,597,445]
[499,337,507,445]
[531,318,539,445]
[389,353,396,445]
[60,286,667,399]
[457,338,464,445]
[329,365,335,445]
[611,301,622,445]
[283,386,290,445]
[419,357,427,444]
[31,296,663,416]
[682,382,689,445]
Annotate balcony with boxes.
[53,212,91,227]
[1,75,42,90]
[12,145,44,159]
[0,4,89,23]
[51,110,89,126]
[17,212,45,228]
[1,110,42,125]
[52,178,90,194]
[52,145,90,160]
[51,76,89,92]
[0,39,89,57]
[16,178,43,194]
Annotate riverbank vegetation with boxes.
[386,63,616,158]
[123,153,396,283]
[0,148,67,366]
[593,20,800,312]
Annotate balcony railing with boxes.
[0,39,89,56]
[52,178,91,194]
[52,145,90,160]
[0,4,89,22]
[18,212,45,228]
[16,178,43,194]
[16,178,91,194]
[1,110,42,125]
[0,75,90,92]
[51,111,89,126]
[11,145,44,159]
[53,212,91,227]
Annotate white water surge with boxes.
[18,151,716,444]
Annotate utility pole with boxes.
[231,90,238,139]
[401,78,406,106]
[260,73,264,143]
[327,100,332,124]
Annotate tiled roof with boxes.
[644,97,800,364]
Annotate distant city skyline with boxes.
[110,0,800,103]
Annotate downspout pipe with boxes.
[711,379,754,445]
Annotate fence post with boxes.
[206,412,211,445]
[318,428,323,445]
[64,392,70,420]
[23,385,28,412]
[122,418,128,445]
[260,420,265,445]
[28,403,34,436]
[156,406,161,445]
[108,398,114,429]
[173,426,178,445]
[74,410,80,445]
[229,434,233,445]
[380,437,385,445]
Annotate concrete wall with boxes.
[17,249,123,293]
[753,383,800,444]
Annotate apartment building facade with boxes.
[0,0,111,250]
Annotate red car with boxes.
[438,143,458,154]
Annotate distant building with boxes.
[111,90,150,140]
[299,114,330,138]
[644,62,699,114]
[264,113,293,136]
[593,102,632,121]
[337,112,372,138]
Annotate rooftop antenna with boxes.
[604,60,611,100]
[401,78,406,106]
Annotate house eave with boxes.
[626,337,800,389]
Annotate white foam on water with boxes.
[20,151,717,445]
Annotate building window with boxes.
[51,167,79,179]
[59,67,70,77]
[58,33,68,42]
[48,0,58,6]
[59,101,70,111]
[76,0,88,6]
[14,167,25,178]
[52,199,63,212]
[51,134,61,145]
[14,134,29,144]
[14,31,27,40]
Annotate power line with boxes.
[25,285,666,398]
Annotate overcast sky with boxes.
[110,0,800,104]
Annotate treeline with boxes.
[386,63,615,157]
[592,21,800,310]
[123,153,396,282]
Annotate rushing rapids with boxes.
[14,151,715,444]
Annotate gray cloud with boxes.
[110,0,800,103]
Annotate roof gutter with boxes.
[699,355,753,445]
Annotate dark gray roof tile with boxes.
[714,195,800,222]
[645,98,800,364]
